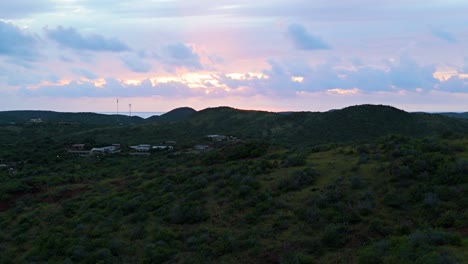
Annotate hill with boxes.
[2,105,468,145]
[0,125,467,263]
[0,107,197,126]
[438,112,468,119]
[0,110,146,125]
[28,104,466,147]
[165,104,468,145]
[1,104,467,263]
[146,107,196,122]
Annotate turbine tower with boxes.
[117,99,119,115]
[129,104,132,117]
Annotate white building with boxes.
[152,145,174,150]
[90,146,119,154]
[130,144,151,152]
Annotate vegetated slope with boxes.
[146,107,196,122]
[55,104,468,147]
[3,104,467,147]
[0,133,467,263]
[0,107,197,126]
[0,110,145,125]
[438,112,468,119]
[1,105,467,263]
[183,104,468,145]
[188,106,279,136]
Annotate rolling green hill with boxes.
[0,104,467,263]
[0,110,145,125]
[0,107,196,126]
[146,107,196,122]
[52,104,468,147]
[439,112,468,119]
[2,105,468,146]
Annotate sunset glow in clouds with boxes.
[1,0,468,112]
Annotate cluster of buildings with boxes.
[0,160,18,174]
[67,143,174,156]
[206,135,237,142]
[28,118,44,124]
[66,134,239,157]
[129,144,174,152]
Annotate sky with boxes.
[0,0,467,113]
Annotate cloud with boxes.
[153,82,199,97]
[21,78,198,98]
[0,63,42,86]
[286,23,330,50]
[121,52,152,73]
[464,57,468,74]
[45,26,130,52]
[213,54,440,96]
[438,76,468,93]
[0,21,39,60]
[430,28,458,43]
[387,55,438,90]
[59,55,74,63]
[0,0,53,18]
[161,43,203,70]
[71,68,98,79]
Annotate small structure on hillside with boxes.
[129,152,151,156]
[206,135,237,142]
[129,144,151,152]
[194,144,210,151]
[27,118,44,124]
[68,144,91,156]
[152,145,174,151]
[90,145,120,154]
[71,144,85,150]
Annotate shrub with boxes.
[278,167,320,191]
[321,224,348,248]
[143,242,176,263]
[350,175,364,189]
[280,252,315,264]
[282,153,307,167]
[169,201,208,224]
[359,230,462,263]
[300,207,323,228]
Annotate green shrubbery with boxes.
[359,230,461,264]
[0,120,467,263]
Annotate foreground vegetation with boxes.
[0,105,467,263]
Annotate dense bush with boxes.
[359,230,461,264]
[278,167,320,191]
[1,123,467,263]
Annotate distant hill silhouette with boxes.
[180,104,468,145]
[0,110,145,125]
[0,107,197,125]
[438,112,468,119]
[146,107,196,122]
[2,105,468,146]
